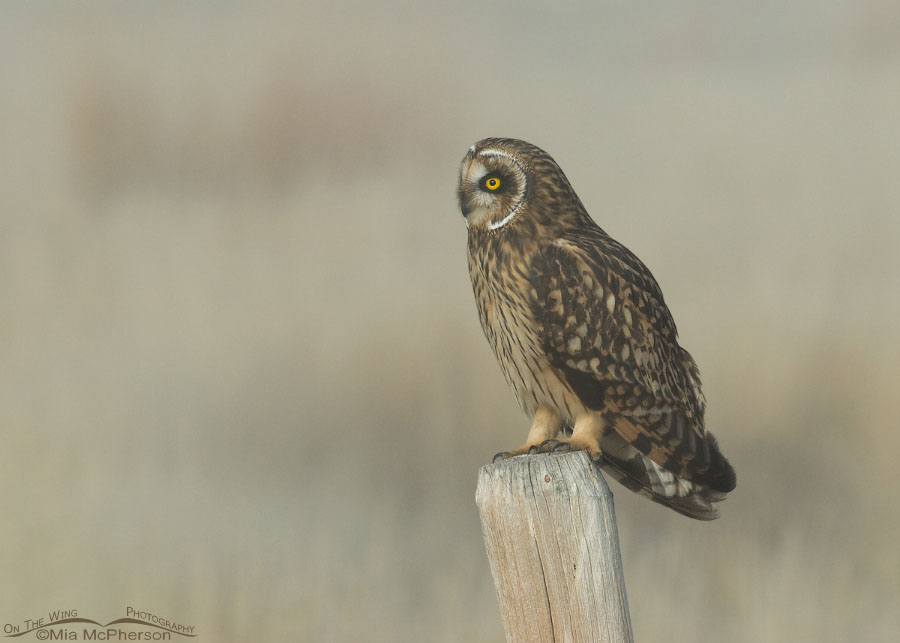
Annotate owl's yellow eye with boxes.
[484,176,501,191]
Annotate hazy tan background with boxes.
[2,2,899,641]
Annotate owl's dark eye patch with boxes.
[480,173,506,193]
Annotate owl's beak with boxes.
[458,163,473,218]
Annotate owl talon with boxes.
[531,439,568,453]
[493,451,513,463]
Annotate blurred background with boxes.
[2,2,899,641]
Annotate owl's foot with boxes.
[493,406,567,463]
[492,439,556,462]
[492,444,539,462]
[532,437,603,462]
[492,437,603,463]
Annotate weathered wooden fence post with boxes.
[476,450,634,643]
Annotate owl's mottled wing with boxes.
[530,230,717,484]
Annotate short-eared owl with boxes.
[459,138,735,519]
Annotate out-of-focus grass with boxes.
[2,3,899,641]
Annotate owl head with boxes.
[457,138,590,234]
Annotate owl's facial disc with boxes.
[458,147,527,231]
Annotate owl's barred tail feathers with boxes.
[600,453,724,520]
[596,429,735,520]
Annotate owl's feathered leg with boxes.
[492,405,564,462]
[529,414,604,462]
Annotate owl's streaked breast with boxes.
[467,231,583,423]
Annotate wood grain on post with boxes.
[476,451,634,643]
